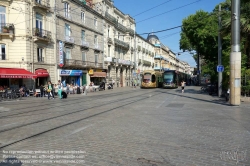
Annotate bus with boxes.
[162,70,190,88]
[141,70,163,88]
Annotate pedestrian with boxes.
[134,79,137,88]
[40,84,44,97]
[181,80,186,93]
[47,81,54,100]
[58,80,63,99]
[112,79,115,86]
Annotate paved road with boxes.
[0,86,249,166]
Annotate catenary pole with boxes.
[230,0,241,105]
[218,5,222,97]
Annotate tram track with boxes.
[0,90,139,118]
[0,90,154,133]
[0,91,161,149]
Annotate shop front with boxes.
[59,69,83,86]
[0,67,37,89]
[89,69,107,85]
[35,68,49,87]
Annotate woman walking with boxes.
[58,80,63,99]
[47,81,54,100]
[181,80,186,93]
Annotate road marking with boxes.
[0,107,10,112]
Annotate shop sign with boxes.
[89,69,94,75]
[59,41,64,67]
[59,70,82,76]
[0,75,34,79]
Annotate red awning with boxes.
[0,68,37,79]
[90,72,107,77]
[35,69,49,77]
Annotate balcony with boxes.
[33,28,52,42]
[105,11,117,25]
[65,35,74,44]
[81,40,89,48]
[114,38,129,49]
[33,0,50,10]
[143,60,151,66]
[0,23,14,37]
[0,53,6,60]
[117,59,131,66]
[94,44,103,51]
[104,57,112,62]
[127,28,134,35]
[117,23,127,32]
[64,59,103,69]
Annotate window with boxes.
[81,11,85,23]
[36,13,43,36]
[0,44,5,60]
[118,32,120,39]
[64,3,70,19]
[65,23,70,37]
[82,51,86,61]
[94,35,98,46]
[94,17,97,27]
[0,6,6,33]
[37,48,43,62]
[152,75,156,83]
[108,45,110,57]
[95,54,98,64]
[108,26,110,37]
[81,30,85,41]
[65,47,71,59]
[106,6,109,12]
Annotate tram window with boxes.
[152,75,156,83]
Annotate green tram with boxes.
[162,70,190,88]
[141,70,163,88]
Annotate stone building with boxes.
[0,0,55,88]
[92,0,135,87]
[55,0,105,86]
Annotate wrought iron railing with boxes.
[81,40,89,47]
[105,11,117,24]
[64,59,103,68]
[0,23,14,34]
[143,60,151,66]
[117,23,127,32]
[34,0,50,8]
[33,28,52,40]
[114,38,129,49]
[65,35,74,43]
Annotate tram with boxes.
[162,70,190,88]
[141,70,163,88]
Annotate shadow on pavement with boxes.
[159,88,231,107]
[0,157,22,166]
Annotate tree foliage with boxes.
[180,0,250,87]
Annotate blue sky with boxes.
[114,0,225,67]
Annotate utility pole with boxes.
[134,26,137,81]
[230,0,241,105]
[218,5,222,97]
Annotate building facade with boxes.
[55,0,105,86]
[92,0,135,87]
[0,0,55,88]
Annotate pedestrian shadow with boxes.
[0,157,22,166]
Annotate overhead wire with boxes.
[136,0,202,23]
[133,0,173,17]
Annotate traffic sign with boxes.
[217,65,224,72]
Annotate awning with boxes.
[35,69,49,77]
[90,72,107,77]
[0,68,37,79]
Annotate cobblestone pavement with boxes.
[0,86,249,166]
